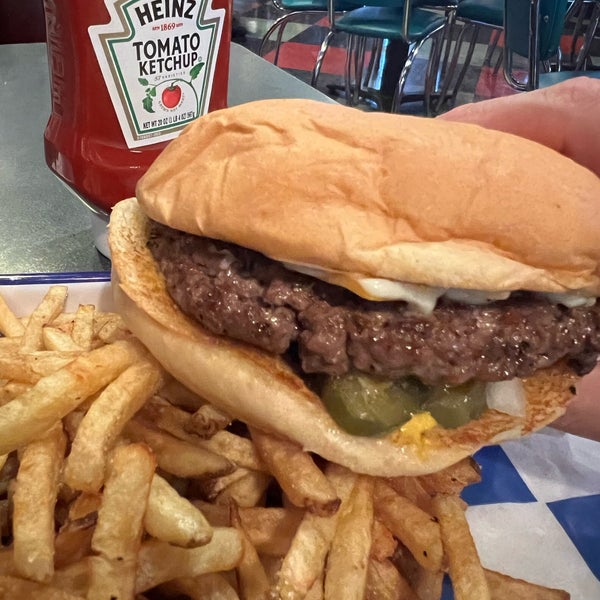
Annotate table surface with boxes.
[0,43,334,277]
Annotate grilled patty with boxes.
[148,222,600,385]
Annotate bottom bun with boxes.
[109,198,577,476]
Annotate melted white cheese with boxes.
[282,261,596,313]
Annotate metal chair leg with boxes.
[424,32,444,116]
[311,28,335,86]
[258,15,292,58]
[448,23,480,104]
[483,28,500,66]
[391,37,432,112]
[575,2,600,69]
[431,19,467,114]
[353,36,368,105]
[345,34,355,105]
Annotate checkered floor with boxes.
[232,0,517,114]
[232,0,599,114]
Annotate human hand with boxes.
[438,77,600,178]
[551,367,600,442]
[439,78,600,440]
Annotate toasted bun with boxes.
[136,99,600,295]
[108,198,578,476]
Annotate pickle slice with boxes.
[321,373,426,436]
[320,373,488,436]
[421,381,487,429]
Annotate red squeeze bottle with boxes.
[43,0,232,214]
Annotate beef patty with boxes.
[148,222,600,385]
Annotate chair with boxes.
[573,0,600,69]
[430,0,504,113]
[312,0,447,111]
[503,0,600,90]
[258,0,357,65]
[564,0,600,69]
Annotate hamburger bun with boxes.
[109,197,579,477]
[136,99,600,295]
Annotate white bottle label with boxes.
[89,0,225,149]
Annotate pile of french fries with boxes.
[0,286,570,599]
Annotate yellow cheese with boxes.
[398,412,437,448]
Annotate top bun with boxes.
[136,99,600,295]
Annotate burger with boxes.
[108,99,600,477]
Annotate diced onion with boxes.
[485,379,526,417]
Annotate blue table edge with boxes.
[0,272,111,285]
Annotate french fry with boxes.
[385,475,434,514]
[215,469,272,508]
[273,464,356,600]
[0,549,16,577]
[12,423,67,582]
[124,418,234,479]
[68,491,102,520]
[365,558,419,600]
[484,569,569,599]
[0,339,146,455]
[134,529,244,592]
[95,312,130,343]
[370,519,397,561]
[186,403,233,438]
[306,571,324,600]
[239,507,303,557]
[158,376,206,411]
[432,493,490,600]
[0,453,18,496]
[88,443,156,600]
[324,475,374,600]
[141,396,266,471]
[418,457,481,496]
[0,499,10,539]
[411,569,444,600]
[392,542,443,600]
[230,502,270,600]
[0,381,30,406]
[203,431,267,473]
[159,574,240,600]
[0,295,24,337]
[193,502,303,557]
[250,427,341,517]
[54,512,96,569]
[19,285,68,352]
[42,327,84,352]
[0,336,21,349]
[50,558,90,597]
[145,473,213,547]
[0,575,83,599]
[63,359,163,492]
[71,303,95,350]
[374,480,443,572]
[0,349,79,383]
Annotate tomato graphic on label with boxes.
[139,61,205,114]
[162,84,182,108]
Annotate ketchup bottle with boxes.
[43,0,232,215]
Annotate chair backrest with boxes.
[503,0,569,89]
[505,0,568,60]
[328,0,412,33]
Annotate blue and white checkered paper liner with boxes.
[446,428,600,600]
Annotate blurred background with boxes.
[1,0,599,115]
